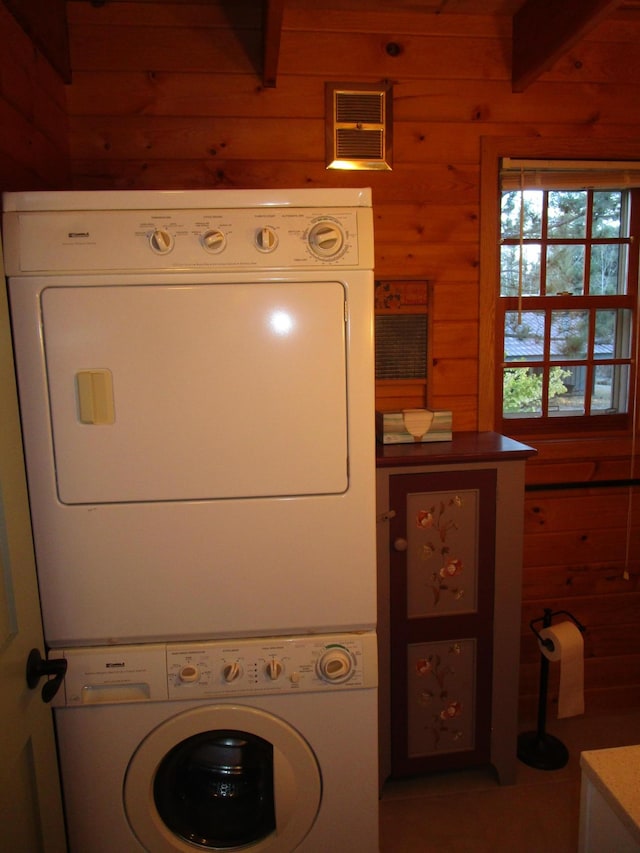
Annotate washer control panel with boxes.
[167,633,374,699]
[51,632,377,706]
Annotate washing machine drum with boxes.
[124,705,322,852]
[154,730,276,847]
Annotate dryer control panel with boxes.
[3,187,374,274]
[51,631,377,706]
[3,207,370,274]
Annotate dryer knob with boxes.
[307,221,345,258]
[255,226,278,252]
[149,228,174,254]
[201,229,226,253]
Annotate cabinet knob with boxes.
[393,538,408,552]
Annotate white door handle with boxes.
[76,369,115,424]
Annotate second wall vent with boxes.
[326,82,393,171]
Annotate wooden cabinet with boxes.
[389,467,497,778]
[376,432,536,786]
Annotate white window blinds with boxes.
[500,158,640,190]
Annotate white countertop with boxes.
[580,745,640,844]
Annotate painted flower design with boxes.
[414,649,465,748]
[439,558,463,580]
[415,496,465,606]
[428,558,465,606]
[416,658,433,676]
[416,510,434,529]
[440,700,463,721]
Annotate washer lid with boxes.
[124,704,321,853]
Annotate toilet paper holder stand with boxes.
[517,607,586,771]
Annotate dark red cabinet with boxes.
[376,433,536,786]
[389,468,497,777]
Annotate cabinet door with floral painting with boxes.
[388,468,496,777]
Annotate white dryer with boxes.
[3,188,376,648]
[51,632,379,852]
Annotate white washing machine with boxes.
[51,631,379,852]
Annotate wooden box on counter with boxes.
[376,408,453,444]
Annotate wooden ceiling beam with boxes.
[263,0,285,88]
[512,0,622,92]
[2,0,70,83]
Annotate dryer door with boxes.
[124,704,321,852]
[39,280,348,504]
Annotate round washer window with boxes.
[153,729,275,849]
[124,704,322,853]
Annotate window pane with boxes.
[500,245,541,296]
[504,310,544,361]
[595,309,632,359]
[550,310,589,360]
[501,190,543,239]
[592,364,629,413]
[589,244,626,295]
[503,366,543,417]
[547,191,587,237]
[546,245,585,295]
[592,191,623,237]
[498,185,634,429]
[549,364,584,416]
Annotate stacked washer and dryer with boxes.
[2,188,379,852]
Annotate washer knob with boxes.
[149,228,174,254]
[222,661,242,683]
[316,647,354,683]
[179,664,199,683]
[266,659,283,680]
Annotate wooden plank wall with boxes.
[0,2,69,190]
[2,0,639,717]
[521,484,640,716]
[64,1,640,425]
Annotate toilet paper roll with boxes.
[538,621,585,719]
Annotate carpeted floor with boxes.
[379,709,640,852]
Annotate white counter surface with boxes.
[580,745,640,845]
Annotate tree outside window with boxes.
[498,185,637,430]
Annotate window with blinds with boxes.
[497,160,639,431]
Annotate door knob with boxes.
[26,648,67,703]
[393,537,408,552]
